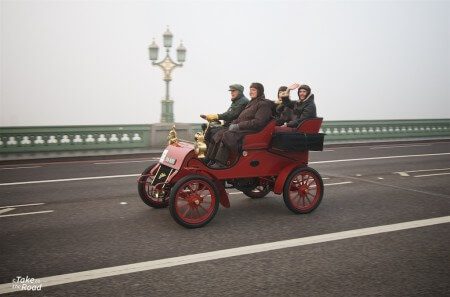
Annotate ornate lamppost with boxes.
[148,27,187,123]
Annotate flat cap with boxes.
[228,84,244,92]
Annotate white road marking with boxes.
[0,166,42,170]
[94,160,152,165]
[0,174,140,187]
[396,172,410,177]
[0,208,15,215]
[0,215,447,294]
[0,210,54,218]
[0,203,45,209]
[228,181,352,195]
[310,152,450,164]
[325,181,353,186]
[395,167,450,177]
[414,172,450,178]
[370,144,431,149]
[2,153,449,187]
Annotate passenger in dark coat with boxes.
[274,85,294,126]
[208,82,273,168]
[286,84,317,127]
[200,84,249,150]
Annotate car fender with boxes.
[273,163,304,194]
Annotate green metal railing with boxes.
[321,119,450,142]
[1,119,449,154]
[0,125,151,153]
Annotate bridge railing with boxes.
[1,119,449,154]
[321,119,450,142]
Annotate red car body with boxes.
[138,118,324,228]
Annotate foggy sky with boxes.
[1,0,449,126]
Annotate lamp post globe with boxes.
[163,27,173,48]
[148,39,159,61]
[176,42,186,63]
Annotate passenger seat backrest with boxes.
[242,120,276,150]
[297,117,323,133]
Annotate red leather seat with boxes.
[274,117,323,134]
[242,120,276,150]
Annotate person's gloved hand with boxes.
[206,114,219,122]
[228,124,239,131]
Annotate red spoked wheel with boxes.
[283,167,324,214]
[138,164,169,208]
[169,175,219,228]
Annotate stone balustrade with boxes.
[1,119,449,154]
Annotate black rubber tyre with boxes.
[138,164,169,208]
[283,167,324,214]
[169,175,220,228]
[242,184,271,199]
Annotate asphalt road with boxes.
[0,140,449,296]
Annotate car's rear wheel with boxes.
[283,167,324,214]
[169,175,219,228]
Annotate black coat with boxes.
[212,96,273,152]
[287,94,317,127]
[275,97,294,126]
[218,95,249,126]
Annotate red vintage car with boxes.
[138,118,325,228]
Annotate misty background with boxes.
[1,0,449,127]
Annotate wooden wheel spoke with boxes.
[182,205,191,218]
[198,204,209,214]
[306,178,315,187]
[305,195,312,204]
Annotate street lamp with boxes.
[149,27,187,123]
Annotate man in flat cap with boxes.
[200,84,249,163]
[208,82,273,168]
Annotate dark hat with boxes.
[250,82,265,97]
[229,84,244,92]
[298,84,311,95]
[278,86,288,93]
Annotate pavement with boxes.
[0,140,449,296]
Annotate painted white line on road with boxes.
[0,203,45,209]
[414,172,450,178]
[0,208,14,215]
[0,210,54,218]
[0,215,447,294]
[2,153,449,187]
[395,167,450,177]
[228,181,351,195]
[325,181,353,186]
[0,174,140,187]
[370,144,431,150]
[310,152,450,165]
[94,160,152,165]
[0,166,42,170]
[396,172,410,177]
